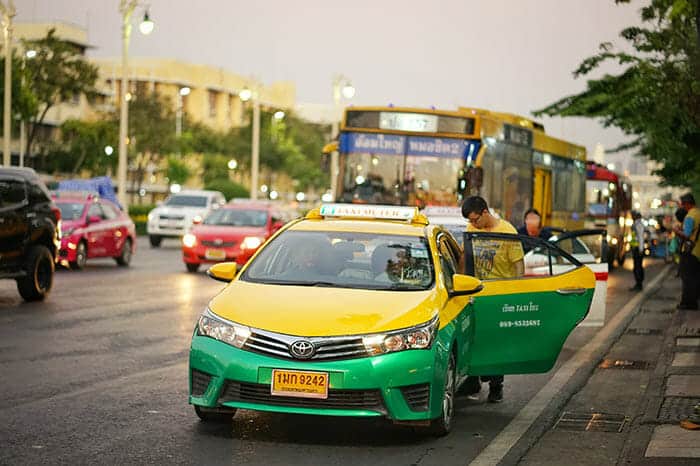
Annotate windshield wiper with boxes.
[255,279,338,287]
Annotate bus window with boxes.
[502,145,533,227]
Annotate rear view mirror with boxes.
[451,274,483,296]
[207,262,237,283]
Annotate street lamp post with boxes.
[0,0,15,167]
[330,74,355,199]
[117,0,153,209]
[175,86,190,153]
[239,87,261,200]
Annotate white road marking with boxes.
[470,266,670,466]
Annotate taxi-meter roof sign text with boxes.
[319,204,418,221]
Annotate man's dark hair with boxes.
[523,208,541,221]
[680,193,696,205]
[675,207,687,223]
[461,196,488,218]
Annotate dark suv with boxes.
[0,167,60,301]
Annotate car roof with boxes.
[174,190,221,197]
[0,167,40,180]
[222,203,272,211]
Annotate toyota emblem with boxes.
[290,340,315,359]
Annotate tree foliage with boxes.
[534,0,700,191]
[21,29,100,158]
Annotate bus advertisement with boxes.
[585,162,633,267]
[328,106,587,231]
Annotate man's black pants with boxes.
[632,248,644,286]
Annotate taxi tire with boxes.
[186,263,200,273]
[194,405,237,422]
[429,350,456,437]
[115,238,132,266]
[16,245,54,302]
[70,241,87,270]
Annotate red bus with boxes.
[585,162,633,267]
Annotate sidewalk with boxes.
[519,267,700,465]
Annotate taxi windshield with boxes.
[204,208,268,227]
[56,202,86,221]
[241,230,434,291]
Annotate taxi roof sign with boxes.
[422,206,463,217]
[310,203,428,225]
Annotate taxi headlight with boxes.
[183,233,197,248]
[362,316,439,355]
[197,308,251,349]
[148,212,154,222]
[241,236,264,250]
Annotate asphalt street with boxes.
[0,237,667,465]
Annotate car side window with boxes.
[437,235,459,292]
[28,181,50,205]
[100,203,118,220]
[87,203,105,219]
[0,179,27,209]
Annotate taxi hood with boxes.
[208,280,437,337]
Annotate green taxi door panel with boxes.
[462,232,596,375]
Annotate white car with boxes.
[147,190,225,247]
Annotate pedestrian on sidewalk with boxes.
[457,195,524,403]
[674,193,700,310]
[629,211,645,291]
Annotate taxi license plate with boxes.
[205,248,226,260]
[271,369,329,399]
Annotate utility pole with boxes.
[1,1,15,166]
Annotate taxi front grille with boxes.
[219,380,386,413]
[159,215,185,221]
[400,383,430,411]
[243,329,369,361]
[201,240,236,247]
[191,369,212,396]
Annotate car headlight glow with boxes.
[148,212,154,222]
[362,315,439,355]
[182,233,197,248]
[197,308,251,348]
[241,236,264,250]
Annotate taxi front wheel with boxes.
[194,405,237,422]
[429,350,456,437]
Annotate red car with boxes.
[181,203,287,272]
[53,193,136,270]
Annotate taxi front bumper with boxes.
[188,334,451,421]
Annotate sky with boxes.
[16,0,643,160]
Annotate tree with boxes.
[21,29,99,162]
[534,0,700,192]
[58,118,117,175]
[166,155,191,185]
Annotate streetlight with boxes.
[273,110,285,121]
[239,86,261,200]
[117,0,154,209]
[104,145,114,156]
[0,0,15,167]
[330,74,355,198]
[227,159,237,170]
[176,86,190,148]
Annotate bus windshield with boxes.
[338,132,479,207]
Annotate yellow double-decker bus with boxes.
[328,106,587,229]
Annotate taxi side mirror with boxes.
[207,262,237,283]
[451,274,483,296]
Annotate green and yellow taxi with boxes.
[189,204,595,435]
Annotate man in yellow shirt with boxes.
[458,195,524,402]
